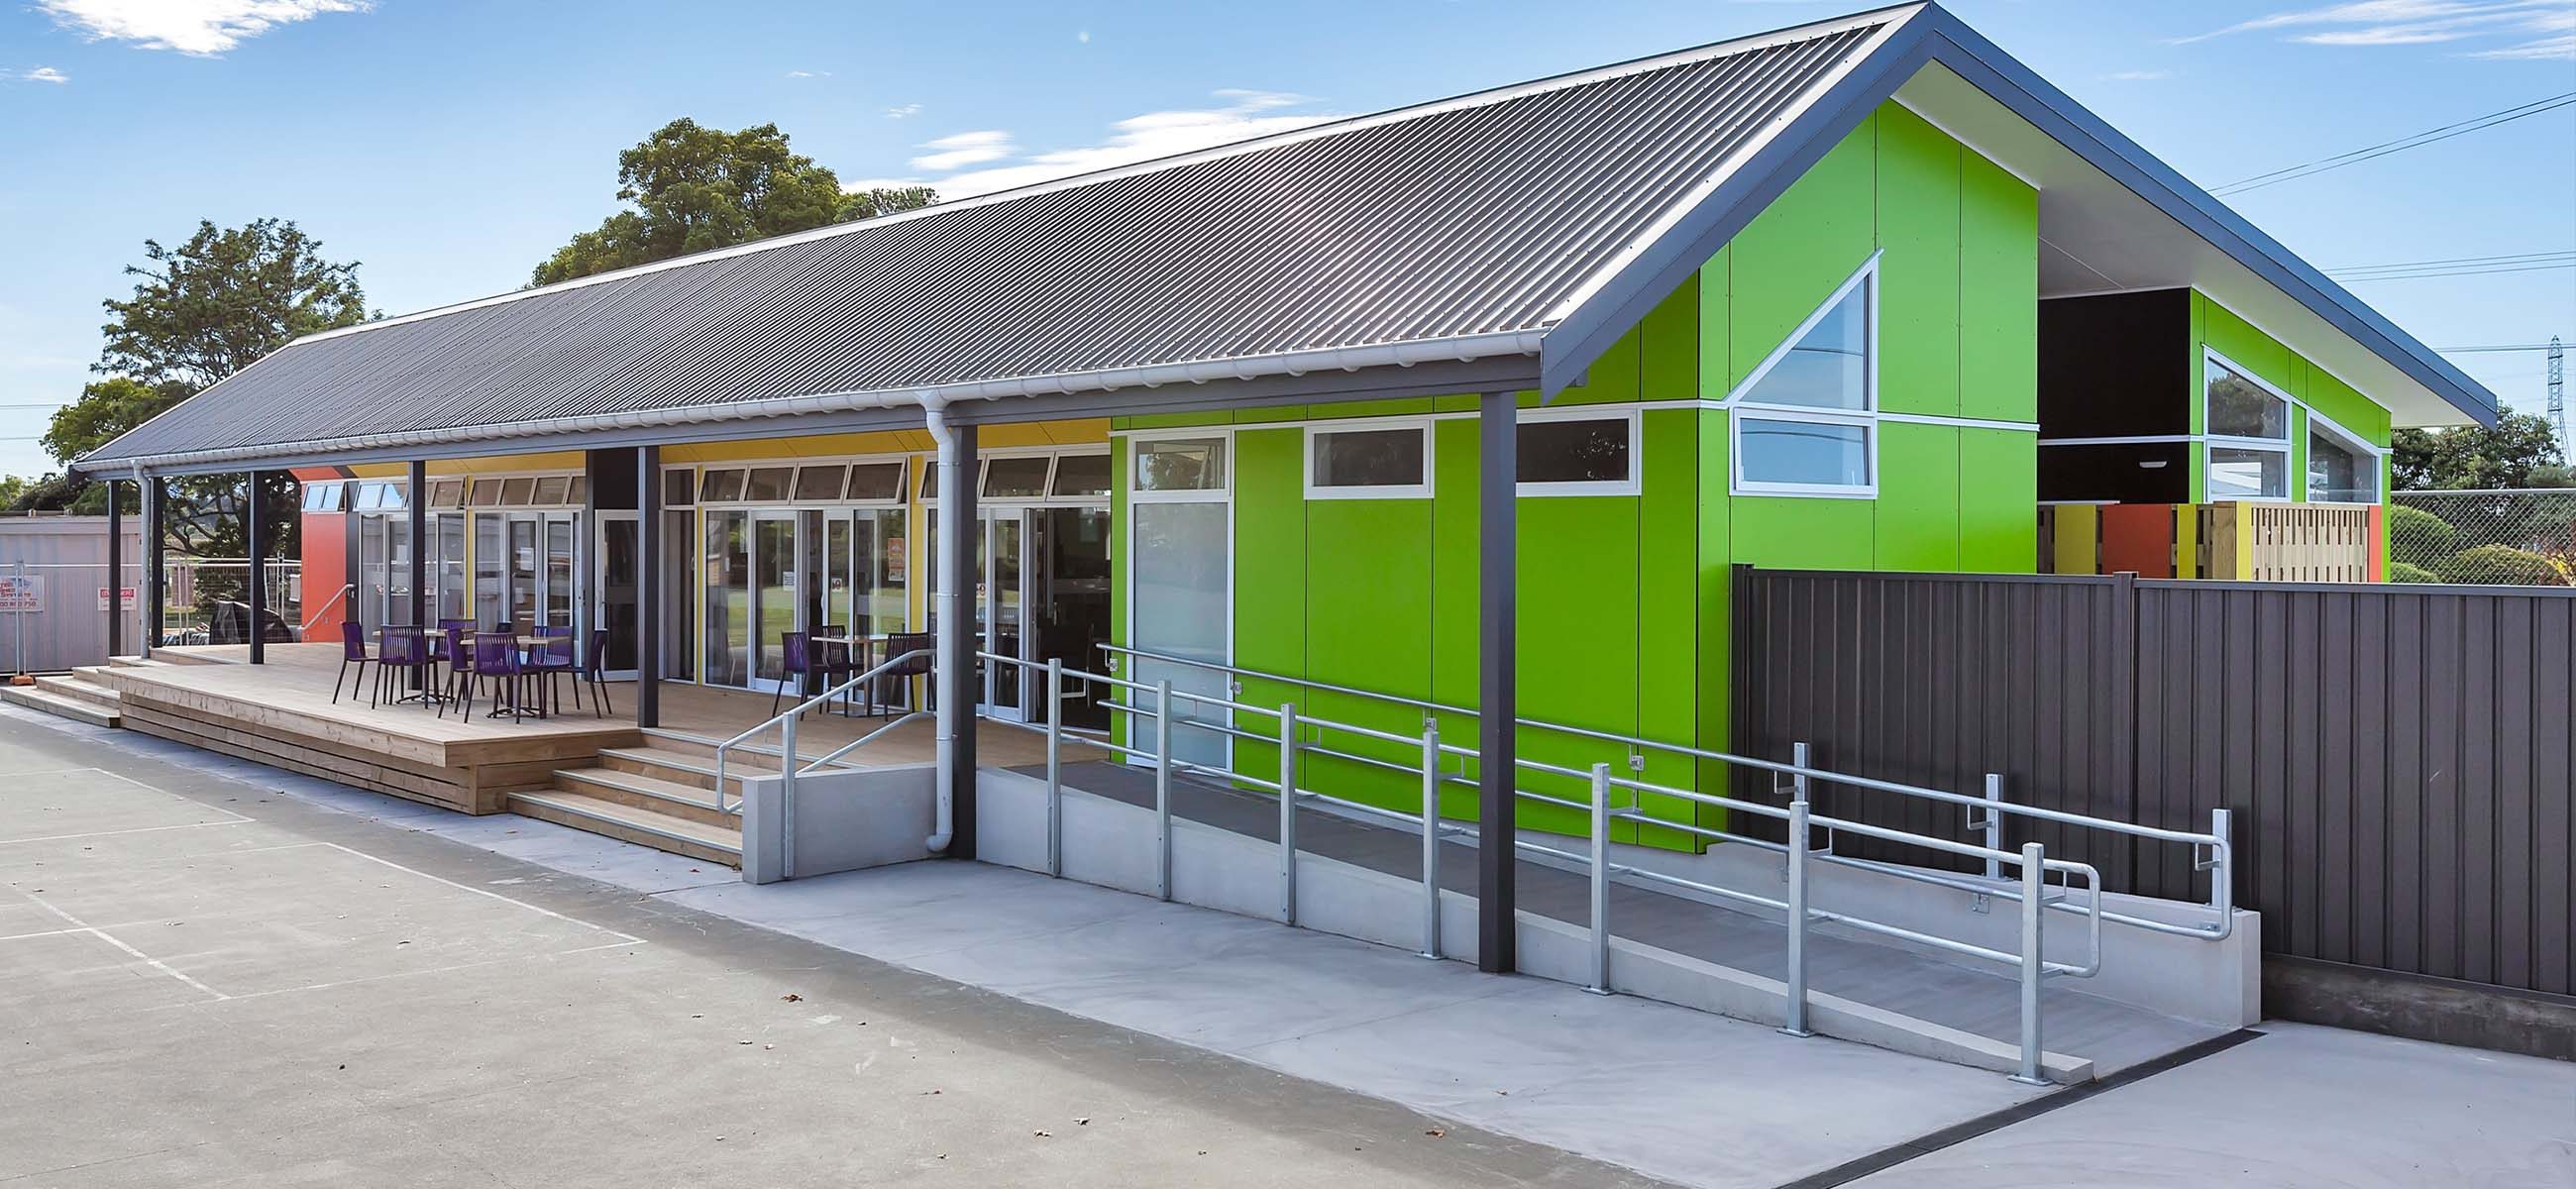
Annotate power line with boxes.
[2438,343,2567,354]
[2332,251,2576,272]
[2336,263,2574,282]
[2210,91,2576,197]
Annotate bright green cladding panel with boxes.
[1303,496,1437,817]
[1694,410,1734,826]
[1231,427,1306,780]
[2200,297,2298,398]
[2305,368,2391,443]
[1875,104,1962,418]
[1957,428,2038,572]
[1696,247,1732,400]
[1121,411,1234,431]
[1730,114,1876,390]
[1731,494,1876,569]
[1960,153,2039,422]
[1428,417,1481,824]
[1876,421,1961,571]
[1635,406,1702,845]
[1108,438,1129,750]
[1513,494,1640,838]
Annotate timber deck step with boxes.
[594,745,747,793]
[506,788,741,866]
[0,683,119,727]
[548,765,733,827]
[40,674,125,711]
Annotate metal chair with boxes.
[332,620,374,705]
[463,633,530,721]
[528,625,578,715]
[435,623,476,718]
[771,630,811,716]
[876,631,936,715]
[812,628,857,715]
[373,626,432,708]
[579,627,612,718]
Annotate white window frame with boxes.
[1128,429,1234,505]
[1728,254,1879,498]
[2201,348,2294,501]
[1303,417,1435,500]
[2304,406,2385,504]
[1516,406,1643,497]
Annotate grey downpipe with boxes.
[923,397,959,853]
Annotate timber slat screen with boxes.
[1731,567,2575,998]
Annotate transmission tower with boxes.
[2551,336,2567,453]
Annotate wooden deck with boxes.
[98,643,1075,816]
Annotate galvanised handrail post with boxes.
[1977,773,2004,881]
[1419,719,1443,960]
[1154,678,1173,903]
[1278,704,1298,925]
[2205,808,2234,920]
[779,712,799,880]
[1588,762,1612,995]
[1044,657,1063,878]
[1781,795,1812,1036]
[2015,839,2048,1085]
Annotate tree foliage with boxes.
[98,218,370,392]
[2436,543,2570,586]
[532,119,935,286]
[2391,412,2569,491]
[15,219,364,560]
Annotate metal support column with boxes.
[1475,390,1518,974]
[407,460,427,689]
[144,477,165,659]
[245,470,266,665]
[936,421,979,859]
[104,479,123,658]
[636,445,661,728]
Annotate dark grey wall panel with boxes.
[1731,567,2576,999]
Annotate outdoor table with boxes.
[810,633,894,716]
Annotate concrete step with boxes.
[0,683,120,727]
[505,789,741,867]
[36,675,123,711]
[549,765,733,828]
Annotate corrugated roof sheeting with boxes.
[85,20,1884,466]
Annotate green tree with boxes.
[2391,412,2569,491]
[98,218,370,391]
[532,119,936,285]
[39,219,368,560]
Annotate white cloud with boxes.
[2174,0,2573,58]
[785,69,832,79]
[915,90,1339,199]
[911,130,1015,171]
[15,66,71,84]
[884,103,922,120]
[36,0,371,54]
[1076,30,1091,45]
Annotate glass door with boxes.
[1032,506,1113,728]
[750,511,801,693]
[594,512,639,680]
[983,511,1027,719]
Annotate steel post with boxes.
[1588,762,1612,995]
[1420,720,1443,960]
[2015,840,2048,1085]
[1475,390,1518,974]
[1044,657,1063,878]
[1154,678,1173,903]
[1781,796,1813,1035]
[105,480,122,658]
[245,470,266,665]
[1982,772,2004,881]
[1278,704,1298,924]
[636,445,661,729]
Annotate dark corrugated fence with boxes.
[1731,567,2574,998]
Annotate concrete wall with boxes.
[739,763,936,884]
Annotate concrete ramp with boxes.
[980,761,2253,1082]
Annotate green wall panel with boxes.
[1428,417,1482,824]
[1694,410,1734,826]
[1108,438,1129,750]
[1960,153,2039,422]
[1876,104,1963,418]
[1731,494,1876,570]
[1697,247,1732,399]
[1876,421,1961,571]
[1957,428,2038,572]
[1730,114,1877,390]
[1635,406,1702,845]
[1303,496,1438,816]
[1232,427,1307,780]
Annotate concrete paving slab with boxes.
[1840,1022,2576,1188]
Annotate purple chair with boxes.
[771,630,811,716]
[463,633,530,721]
[529,624,578,715]
[332,620,374,705]
[435,623,476,718]
[580,627,612,718]
[373,627,432,708]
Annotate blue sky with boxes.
[0,0,2569,479]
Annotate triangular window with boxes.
[1731,260,1878,495]
[1737,266,1873,411]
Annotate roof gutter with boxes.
[75,328,1550,476]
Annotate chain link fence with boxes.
[2389,489,2576,585]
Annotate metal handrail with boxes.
[985,651,2131,1082]
[1098,641,2234,937]
[712,648,933,813]
[298,584,358,635]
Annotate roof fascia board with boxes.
[1538,10,1934,396]
[102,355,1542,478]
[1906,7,2496,425]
